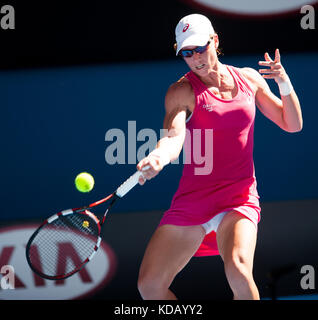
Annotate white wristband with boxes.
[278,77,293,96]
[149,148,170,167]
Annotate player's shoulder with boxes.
[165,76,193,107]
[238,66,258,77]
[239,67,267,88]
[166,75,192,94]
[236,66,268,93]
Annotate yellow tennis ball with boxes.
[75,172,94,193]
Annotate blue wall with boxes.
[1,53,317,220]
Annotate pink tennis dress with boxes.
[158,65,261,257]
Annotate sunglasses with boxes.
[179,41,211,58]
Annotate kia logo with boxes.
[0,224,116,300]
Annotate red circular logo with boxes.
[183,24,189,32]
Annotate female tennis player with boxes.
[136,14,303,300]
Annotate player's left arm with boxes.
[241,49,303,133]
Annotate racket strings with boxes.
[28,213,100,278]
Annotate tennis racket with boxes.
[26,166,149,280]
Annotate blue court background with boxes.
[1,52,317,220]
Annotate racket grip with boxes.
[116,165,150,198]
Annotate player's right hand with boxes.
[137,154,164,185]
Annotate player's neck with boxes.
[198,62,229,88]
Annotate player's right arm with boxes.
[137,78,193,184]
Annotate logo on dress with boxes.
[202,104,214,112]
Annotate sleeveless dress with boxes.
[158,65,261,257]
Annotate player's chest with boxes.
[193,92,255,130]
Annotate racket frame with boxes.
[26,167,148,280]
[26,194,119,280]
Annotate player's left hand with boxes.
[258,49,289,84]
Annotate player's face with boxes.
[182,35,219,76]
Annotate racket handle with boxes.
[116,165,150,198]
